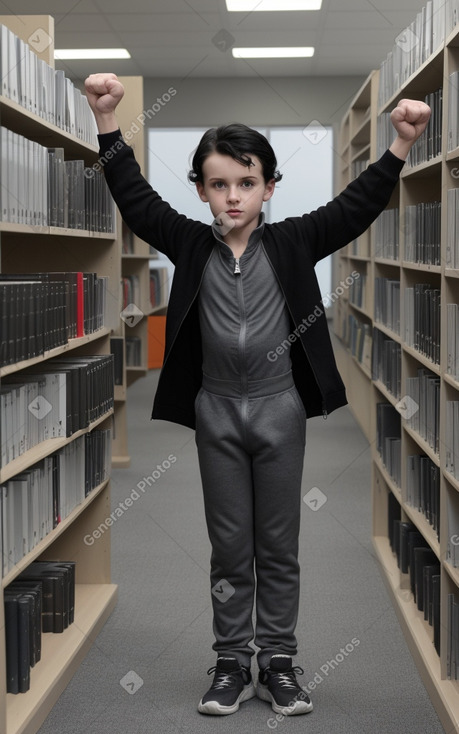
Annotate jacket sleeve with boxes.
[291,149,405,264]
[97,129,209,264]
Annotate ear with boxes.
[196,181,209,203]
[263,178,276,202]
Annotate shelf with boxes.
[373,452,402,501]
[0,409,114,483]
[374,257,400,267]
[444,468,459,494]
[0,328,111,378]
[402,343,441,375]
[373,321,401,342]
[373,378,399,407]
[401,156,442,179]
[443,373,459,391]
[401,261,441,274]
[0,223,115,239]
[444,561,459,589]
[336,27,459,734]
[2,479,110,587]
[446,146,459,162]
[0,15,121,734]
[112,455,131,468]
[0,94,98,161]
[348,301,370,318]
[6,583,118,734]
[445,269,459,280]
[402,424,440,467]
[378,44,444,115]
[401,503,440,559]
[373,536,459,734]
[348,254,370,262]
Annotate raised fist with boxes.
[84,73,125,115]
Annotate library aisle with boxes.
[36,366,445,734]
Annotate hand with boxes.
[391,98,431,142]
[85,73,124,114]
[389,98,431,160]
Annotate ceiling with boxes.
[4,0,429,80]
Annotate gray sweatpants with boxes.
[195,371,306,670]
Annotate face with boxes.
[196,152,275,239]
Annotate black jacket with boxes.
[98,130,404,429]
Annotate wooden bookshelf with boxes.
[0,15,118,734]
[334,12,459,733]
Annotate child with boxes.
[84,74,430,717]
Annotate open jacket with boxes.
[98,130,404,429]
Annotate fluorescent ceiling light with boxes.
[227,0,322,10]
[232,47,314,58]
[54,48,131,60]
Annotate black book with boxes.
[432,575,440,656]
[4,595,20,693]
[17,565,63,633]
[7,581,42,664]
[110,337,124,385]
[4,592,31,693]
[409,533,430,596]
[388,491,401,551]
[414,547,438,610]
[51,561,76,625]
[399,521,416,573]
[423,564,440,623]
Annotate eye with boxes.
[213,181,226,189]
[241,181,254,189]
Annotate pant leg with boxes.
[195,388,256,668]
[248,386,307,670]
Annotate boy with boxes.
[84,74,430,717]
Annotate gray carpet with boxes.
[37,368,445,734]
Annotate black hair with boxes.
[188,123,283,185]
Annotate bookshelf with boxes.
[334,6,459,731]
[0,15,117,734]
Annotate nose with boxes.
[227,185,240,204]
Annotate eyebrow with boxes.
[207,175,259,182]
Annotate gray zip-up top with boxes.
[199,213,292,387]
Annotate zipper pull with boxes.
[234,257,241,275]
[322,404,328,420]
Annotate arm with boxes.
[84,74,208,261]
[300,98,431,263]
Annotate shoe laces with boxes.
[206,666,240,690]
[269,666,305,690]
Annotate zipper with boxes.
[262,244,328,420]
[234,255,249,431]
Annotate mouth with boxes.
[227,209,242,215]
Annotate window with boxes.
[148,125,333,302]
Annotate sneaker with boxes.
[257,654,313,715]
[198,657,256,715]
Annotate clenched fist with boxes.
[85,73,125,133]
[389,98,431,160]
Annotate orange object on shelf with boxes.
[148,315,166,368]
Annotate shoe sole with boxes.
[256,683,313,715]
[198,682,256,715]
